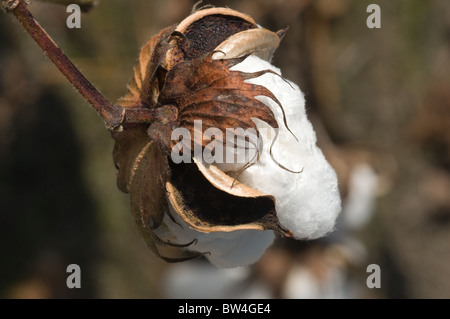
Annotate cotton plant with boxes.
[2,1,341,268]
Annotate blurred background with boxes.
[0,0,449,298]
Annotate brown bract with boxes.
[113,7,293,261]
[153,53,282,154]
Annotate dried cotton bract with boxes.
[113,7,341,267]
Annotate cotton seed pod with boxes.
[113,7,341,267]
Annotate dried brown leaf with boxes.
[149,52,280,154]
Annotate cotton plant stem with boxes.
[2,0,124,129]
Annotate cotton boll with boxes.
[163,262,272,298]
[155,55,340,267]
[215,55,341,239]
[163,263,250,298]
[283,264,349,299]
[341,163,378,230]
[197,229,275,268]
[154,205,276,268]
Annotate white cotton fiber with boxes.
[216,55,342,239]
[155,207,276,268]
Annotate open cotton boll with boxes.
[154,55,340,267]
[154,206,276,268]
[215,55,341,240]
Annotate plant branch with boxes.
[2,0,123,129]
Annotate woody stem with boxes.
[3,0,123,129]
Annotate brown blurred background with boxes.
[0,0,449,298]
